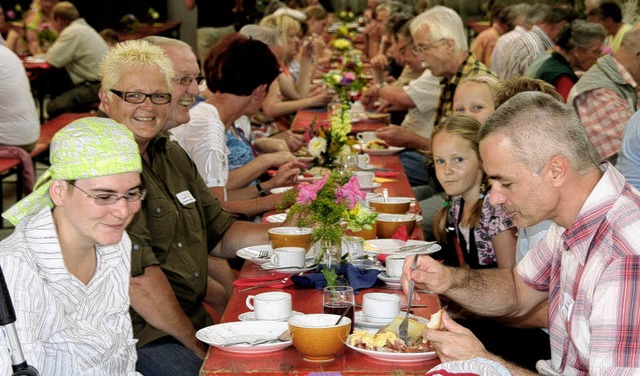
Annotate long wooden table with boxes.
[200,153,441,375]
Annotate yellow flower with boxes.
[332,38,352,51]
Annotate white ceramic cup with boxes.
[270,247,306,268]
[356,131,377,144]
[356,154,370,168]
[385,254,407,278]
[355,171,374,187]
[245,291,292,321]
[362,293,401,323]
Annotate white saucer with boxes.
[238,310,304,322]
[360,182,382,190]
[354,311,395,328]
[377,272,400,284]
[377,272,402,289]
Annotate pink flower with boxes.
[343,71,356,80]
[296,175,329,205]
[335,176,366,209]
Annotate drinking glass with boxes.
[323,285,355,332]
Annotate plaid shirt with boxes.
[518,163,640,375]
[573,60,638,160]
[434,53,494,126]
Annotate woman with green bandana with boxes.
[0,117,144,375]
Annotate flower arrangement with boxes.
[304,111,354,167]
[147,7,160,23]
[333,23,356,42]
[286,172,377,267]
[38,23,56,49]
[5,4,24,23]
[331,37,352,52]
[336,10,356,23]
[323,53,365,100]
[120,13,139,31]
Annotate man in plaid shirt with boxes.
[568,24,640,163]
[404,92,640,375]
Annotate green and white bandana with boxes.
[2,117,142,225]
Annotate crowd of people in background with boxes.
[0,0,639,375]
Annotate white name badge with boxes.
[176,190,196,206]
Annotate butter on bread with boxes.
[379,316,426,340]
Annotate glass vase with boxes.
[314,238,342,270]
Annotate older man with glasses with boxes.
[371,6,494,192]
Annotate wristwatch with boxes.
[256,183,267,197]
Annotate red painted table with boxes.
[23,59,52,123]
[290,108,389,135]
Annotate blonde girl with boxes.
[452,75,500,124]
[431,115,517,269]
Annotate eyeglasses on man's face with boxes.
[67,181,147,206]
[110,89,172,105]
[175,75,204,86]
[412,38,446,55]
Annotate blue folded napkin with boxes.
[291,272,327,289]
[339,263,381,292]
[291,264,381,292]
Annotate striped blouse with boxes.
[0,208,139,375]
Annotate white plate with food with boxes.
[364,239,440,256]
[196,321,292,354]
[365,112,390,120]
[363,146,406,156]
[265,213,288,223]
[238,310,304,322]
[270,186,294,195]
[346,337,437,362]
[236,244,273,265]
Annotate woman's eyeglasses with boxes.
[110,89,171,105]
[67,181,147,205]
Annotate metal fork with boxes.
[256,249,270,259]
[219,337,271,347]
[397,241,438,253]
[398,255,418,343]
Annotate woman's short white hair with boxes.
[410,6,468,52]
